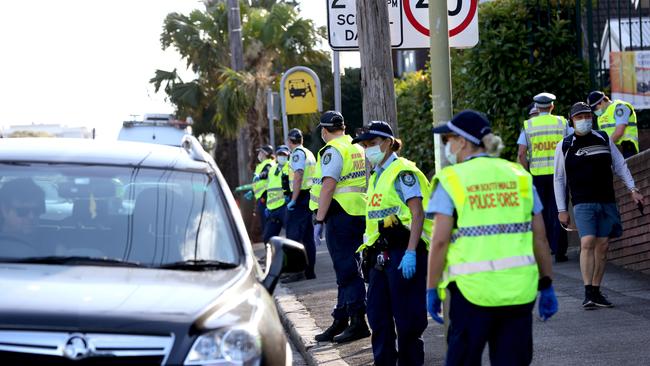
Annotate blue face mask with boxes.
[594,108,604,117]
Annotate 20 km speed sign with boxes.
[401,0,478,48]
[326,0,479,50]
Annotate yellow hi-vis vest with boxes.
[266,163,288,210]
[253,158,275,200]
[597,100,639,152]
[309,135,367,216]
[433,157,538,307]
[289,145,316,191]
[357,157,434,253]
[523,114,567,176]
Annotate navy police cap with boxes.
[319,110,344,128]
[257,144,274,155]
[351,121,394,144]
[587,90,606,108]
[431,110,491,146]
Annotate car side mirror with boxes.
[261,236,307,294]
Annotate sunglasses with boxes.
[11,206,43,218]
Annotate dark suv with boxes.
[0,136,305,365]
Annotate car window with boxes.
[0,164,239,266]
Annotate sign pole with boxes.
[334,51,342,112]
[430,0,453,173]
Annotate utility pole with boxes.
[227,0,250,186]
[429,1,453,173]
[356,0,398,132]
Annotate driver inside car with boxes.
[0,178,45,253]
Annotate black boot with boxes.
[333,313,370,343]
[315,318,348,342]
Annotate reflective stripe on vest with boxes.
[524,114,566,176]
[447,255,536,277]
[253,159,275,200]
[433,157,538,307]
[309,135,367,215]
[597,100,639,152]
[289,146,316,191]
[358,157,434,253]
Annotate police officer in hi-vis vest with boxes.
[262,145,290,243]
[286,128,317,280]
[428,110,558,365]
[247,145,275,233]
[587,90,639,158]
[517,92,570,263]
[311,111,370,343]
[353,121,433,366]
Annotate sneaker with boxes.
[582,297,597,310]
[591,291,614,308]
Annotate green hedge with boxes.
[396,0,590,170]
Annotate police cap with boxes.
[569,102,592,119]
[527,102,539,117]
[288,128,303,142]
[319,110,344,128]
[351,121,394,144]
[431,110,491,146]
[275,145,290,156]
[533,92,556,108]
[257,144,274,155]
[587,90,606,108]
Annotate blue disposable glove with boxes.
[427,288,444,324]
[252,174,260,183]
[287,199,297,211]
[397,250,417,279]
[313,223,323,247]
[538,286,558,321]
[244,191,254,201]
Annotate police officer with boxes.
[353,121,433,366]
[286,128,317,280]
[587,91,639,158]
[262,145,290,243]
[249,145,275,232]
[311,111,370,343]
[427,110,558,365]
[517,92,570,262]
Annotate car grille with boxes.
[0,330,173,365]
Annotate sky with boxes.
[0,0,353,139]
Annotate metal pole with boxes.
[334,51,342,112]
[430,0,453,173]
[587,0,596,89]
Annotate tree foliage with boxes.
[151,0,330,186]
[451,0,588,161]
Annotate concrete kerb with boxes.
[274,284,349,366]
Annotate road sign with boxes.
[327,0,403,50]
[326,0,479,50]
[280,66,323,143]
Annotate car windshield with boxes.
[0,163,239,267]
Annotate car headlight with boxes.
[185,326,261,365]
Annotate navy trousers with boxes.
[445,284,534,366]
[532,174,567,257]
[263,205,286,243]
[367,247,427,366]
[285,192,315,277]
[257,198,267,236]
[325,211,366,319]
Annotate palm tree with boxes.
[151,1,330,188]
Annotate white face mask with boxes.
[574,119,592,134]
[365,144,385,167]
[257,153,266,162]
[277,156,288,165]
[320,129,327,143]
[444,141,459,165]
[594,108,604,117]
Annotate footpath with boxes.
[257,243,650,365]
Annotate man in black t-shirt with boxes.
[553,102,646,309]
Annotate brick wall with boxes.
[609,148,650,273]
